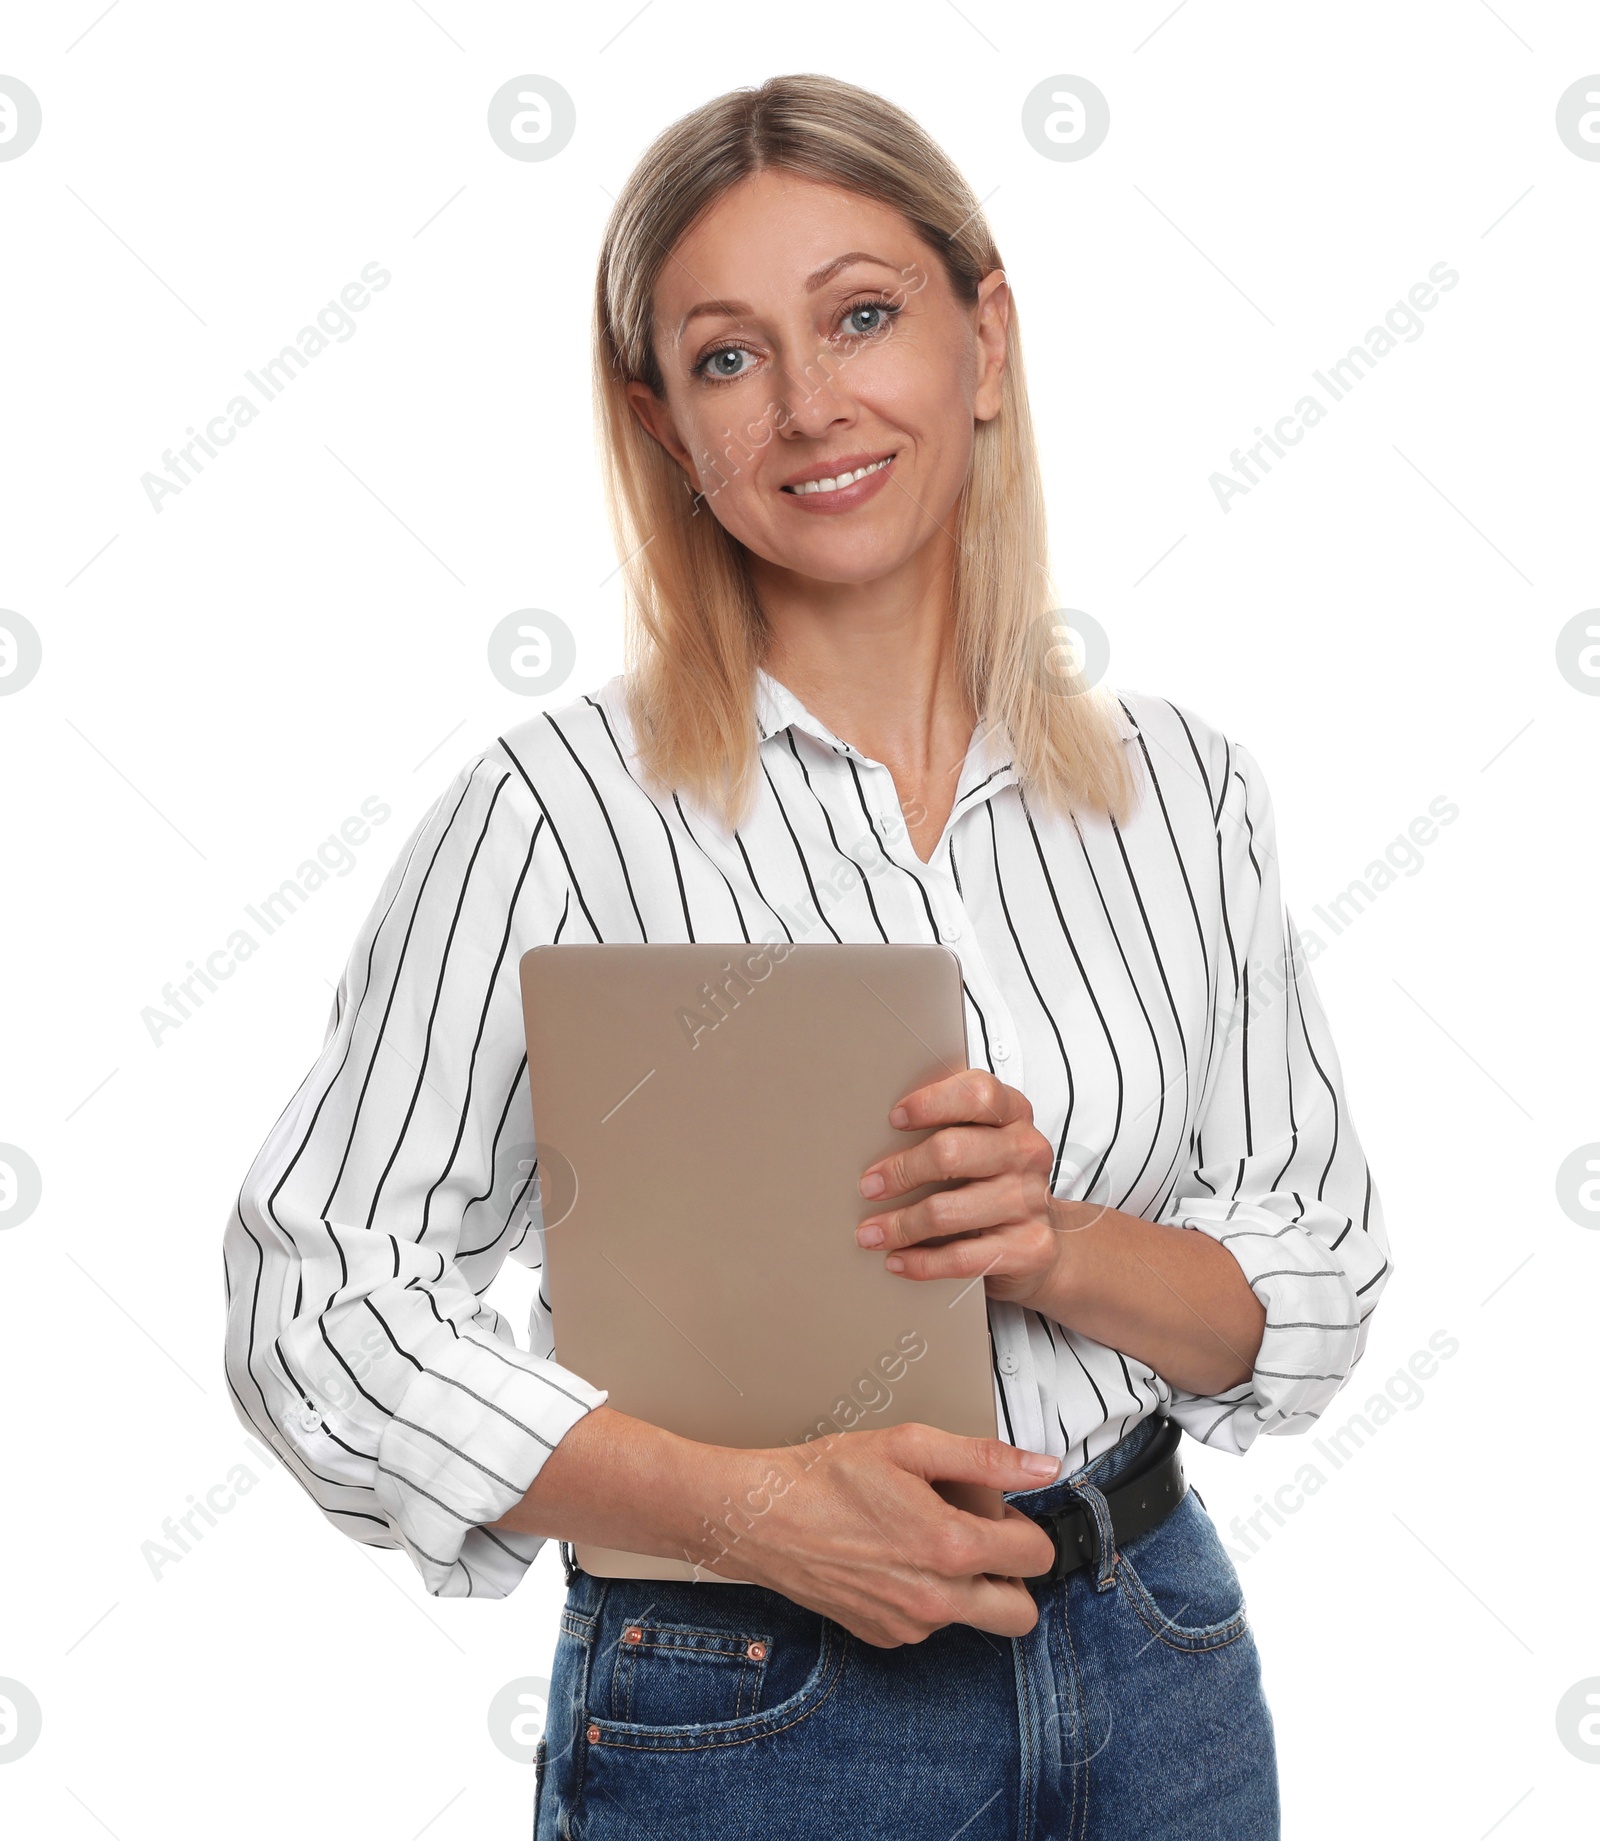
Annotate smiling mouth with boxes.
[780,455,896,495]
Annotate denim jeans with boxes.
[533,1412,1279,1839]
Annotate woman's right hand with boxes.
[493,1405,1062,1649]
[702,1422,1062,1648]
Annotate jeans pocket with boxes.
[585,1583,845,1752]
[1113,1487,1250,1653]
[607,1619,773,1725]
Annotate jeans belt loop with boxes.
[1071,1479,1120,1591]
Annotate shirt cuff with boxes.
[1160,1196,1363,1454]
[372,1328,608,1598]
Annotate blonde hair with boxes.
[592,72,1139,832]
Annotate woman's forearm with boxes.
[484,1403,1069,1648]
[1031,1201,1267,1396]
[487,1405,756,1565]
[493,1207,1264,1564]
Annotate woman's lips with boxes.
[778,453,897,515]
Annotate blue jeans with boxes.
[533,1413,1279,1839]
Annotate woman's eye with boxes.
[692,300,899,383]
[698,345,754,382]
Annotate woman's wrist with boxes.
[1029,1198,1264,1396]
[487,1404,769,1565]
[1021,1196,1105,1324]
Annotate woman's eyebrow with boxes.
[674,252,899,342]
[802,249,897,291]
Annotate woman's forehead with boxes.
[663,176,915,286]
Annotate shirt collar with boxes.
[754,667,859,758]
[754,665,1138,816]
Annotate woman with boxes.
[223,74,1391,1840]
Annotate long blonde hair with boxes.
[592,72,1139,832]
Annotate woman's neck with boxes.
[754,538,977,861]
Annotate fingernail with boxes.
[1020,1452,1061,1478]
[856,1222,884,1247]
[859,1171,885,1198]
[885,1256,904,1273]
[889,1105,909,1128]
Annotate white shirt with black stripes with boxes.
[222,668,1392,1598]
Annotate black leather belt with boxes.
[1028,1414,1187,1582]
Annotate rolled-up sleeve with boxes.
[1157,740,1392,1454]
[221,747,607,1598]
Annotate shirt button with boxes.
[992,1040,1011,1062]
[998,1350,1019,1375]
[296,1402,322,1432]
[940,920,962,942]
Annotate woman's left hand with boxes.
[855,1069,1080,1306]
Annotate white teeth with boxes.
[786,456,893,495]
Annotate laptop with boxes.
[518,941,1001,1581]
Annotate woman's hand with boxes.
[704,1422,1062,1648]
[855,1068,1087,1305]
[497,1405,1062,1649]
[856,1067,1269,1396]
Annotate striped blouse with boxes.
[222,667,1392,1598]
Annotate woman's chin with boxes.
[744,527,931,588]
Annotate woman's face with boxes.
[626,170,1009,588]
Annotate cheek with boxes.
[698,467,790,561]
[868,318,972,423]
[688,413,785,521]
[688,377,784,449]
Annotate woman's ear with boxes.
[625,379,699,488]
[973,269,1011,424]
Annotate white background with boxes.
[1,2,1596,1836]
